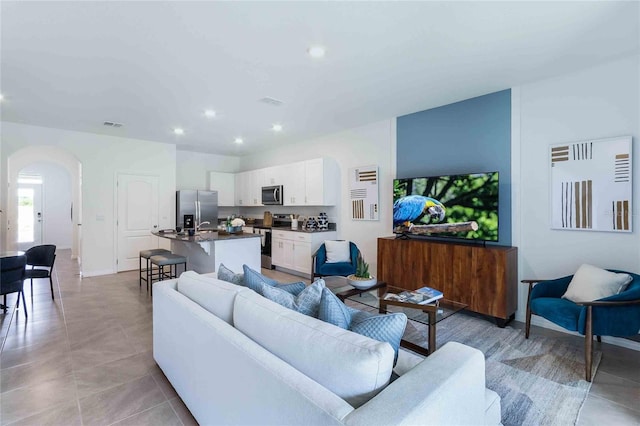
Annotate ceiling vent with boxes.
[103,121,123,128]
[259,97,284,107]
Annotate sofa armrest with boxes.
[344,342,486,426]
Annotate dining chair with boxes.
[24,244,57,300]
[1,254,28,316]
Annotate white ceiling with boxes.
[1,1,638,156]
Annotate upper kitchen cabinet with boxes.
[263,166,284,186]
[283,158,339,206]
[234,171,250,206]
[208,171,235,207]
[235,169,264,206]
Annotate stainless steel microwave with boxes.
[261,185,283,205]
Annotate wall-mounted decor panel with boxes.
[550,136,632,232]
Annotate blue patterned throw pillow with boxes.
[318,288,352,329]
[349,313,407,364]
[262,279,326,317]
[242,265,306,296]
[217,263,244,286]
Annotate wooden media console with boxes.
[377,237,518,326]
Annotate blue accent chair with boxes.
[524,270,640,381]
[312,241,360,280]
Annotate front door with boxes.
[17,182,43,251]
[117,174,159,271]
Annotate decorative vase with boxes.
[306,216,318,231]
[347,274,377,290]
[318,212,329,231]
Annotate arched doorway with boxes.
[6,146,82,267]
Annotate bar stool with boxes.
[140,248,171,291]
[149,253,187,295]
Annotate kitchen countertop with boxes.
[269,227,336,233]
[152,230,260,243]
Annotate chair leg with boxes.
[49,276,55,300]
[525,283,533,339]
[585,306,593,382]
[3,295,6,313]
[597,335,601,343]
[30,278,34,294]
[20,291,27,317]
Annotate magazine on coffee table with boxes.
[384,287,443,305]
[414,286,444,304]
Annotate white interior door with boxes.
[17,183,43,251]
[117,174,159,271]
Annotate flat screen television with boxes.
[393,171,499,242]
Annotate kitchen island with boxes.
[153,231,260,274]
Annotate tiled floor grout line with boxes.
[588,393,640,415]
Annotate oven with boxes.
[254,227,273,269]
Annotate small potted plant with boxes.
[347,253,377,290]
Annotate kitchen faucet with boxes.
[196,221,211,231]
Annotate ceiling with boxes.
[1,2,638,156]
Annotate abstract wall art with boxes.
[550,135,632,232]
[349,165,379,221]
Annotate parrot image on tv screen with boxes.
[393,195,446,229]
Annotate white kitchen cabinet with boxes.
[271,230,337,277]
[263,166,285,186]
[208,171,235,207]
[283,161,306,206]
[249,169,264,206]
[282,158,338,206]
[234,172,250,206]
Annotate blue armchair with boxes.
[312,241,360,280]
[524,270,640,381]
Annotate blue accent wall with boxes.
[396,89,512,245]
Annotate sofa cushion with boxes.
[242,265,306,296]
[262,279,325,317]
[325,240,351,263]
[318,288,352,329]
[233,290,394,408]
[563,264,633,303]
[350,313,407,364]
[177,271,247,325]
[217,263,244,286]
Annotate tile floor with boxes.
[1,252,639,425]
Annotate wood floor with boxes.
[1,253,639,425]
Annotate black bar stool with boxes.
[149,253,187,295]
[140,249,171,291]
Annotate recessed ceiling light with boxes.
[272,124,283,132]
[234,137,243,144]
[0,94,4,101]
[307,45,326,58]
[173,128,184,135]
[204,110,216,118]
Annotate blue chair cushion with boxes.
[261,279,325,317]
[242,265,306,296]
[530,297,582,332]
[318,288,352,329]
[318,262,356,277]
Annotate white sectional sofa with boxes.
[153,272,502,425]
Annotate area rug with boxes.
[346,300,601,426]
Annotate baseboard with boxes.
[81,269,115,278]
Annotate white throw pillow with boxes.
[562,264,633,303]
[325,240,351,263]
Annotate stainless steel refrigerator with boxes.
[176,190,218,230]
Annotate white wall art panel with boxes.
[550,136,632,232]
[349,165,379,221]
